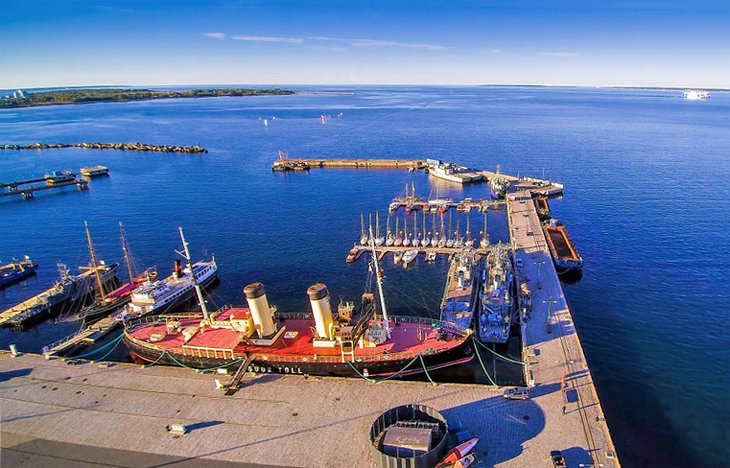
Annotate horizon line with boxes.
[2,83,727,93]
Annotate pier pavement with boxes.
[507,190,619,467]
[2,348,615,467]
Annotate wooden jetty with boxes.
[507,189,619,467]
[389,196,505,213]
[347,244,493,264]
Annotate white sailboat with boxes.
[480,210,489,249]
[393,249,404,264]
[360,214,368,246]
[375,212,385,247]
[394,217,403,247]
[403,214,411,247]
[402,249,418,267]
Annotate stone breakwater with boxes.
[0,143,208,153]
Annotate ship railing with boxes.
[390,315,442,326]
[181,345,237,360]
[124,315,169,331]
[159,312,206,320]
[250,346,449,365]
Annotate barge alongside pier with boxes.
[543,219,584,272]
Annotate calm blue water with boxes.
[1,86,728,466]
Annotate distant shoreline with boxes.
[0,88,295,109]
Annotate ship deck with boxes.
[129,308,462,361]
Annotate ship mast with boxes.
[119,222,135,283]
[413,211,418,239]
[84,221,106,301]
[369,225,391,339]
[176,227,209,321]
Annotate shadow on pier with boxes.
[0,367,32,382]
[442,396,545,466]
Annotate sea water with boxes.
[0,86,728,466]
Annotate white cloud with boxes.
[306,36,447,51]
[538,51,579,58]
[232,35,303,43]
[202,32,225,40]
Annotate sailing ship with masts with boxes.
[0,226,118,328]
[80,222,156,325]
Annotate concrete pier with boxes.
[2,351,615,467]
[507,189,619,467]
[299,158,426,169]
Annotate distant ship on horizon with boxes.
[683,90,710,101]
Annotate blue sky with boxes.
[2,1,729,88]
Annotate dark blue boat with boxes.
[0,256,38,289]
[440,251,480,331]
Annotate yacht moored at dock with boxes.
[44,170,76,184]
[0,256,38,289]
[117,228,217,321]
[426,159,484,184]
[488,166,511,199]
[120,260,217,321]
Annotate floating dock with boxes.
[389,197,504,213]
[1,350,617,467]
[347,245,491,264]
[507,190,619,467]
[1,166,109,200]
